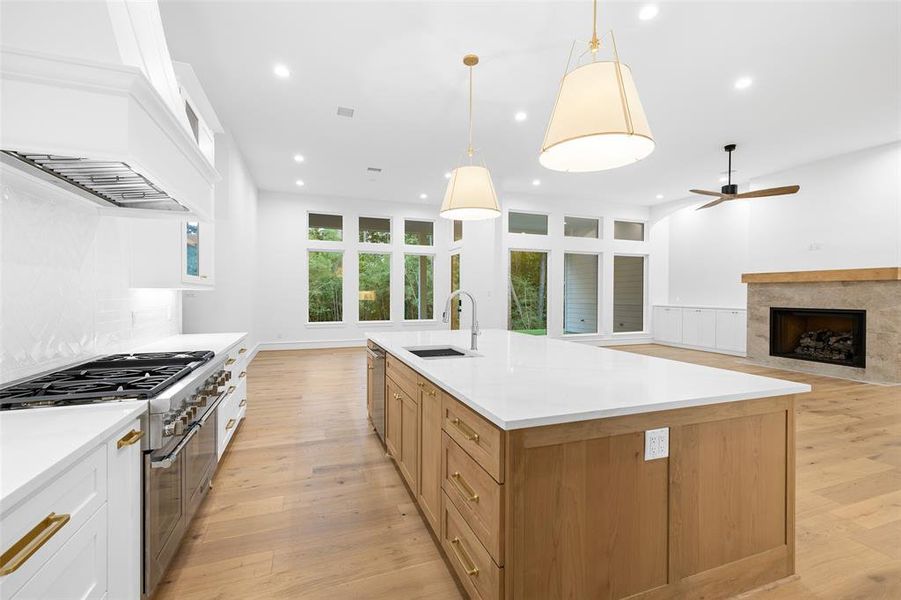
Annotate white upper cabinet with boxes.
[131,217,215,289]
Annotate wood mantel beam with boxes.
[741,267,901,284]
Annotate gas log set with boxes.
[794,329,856,363]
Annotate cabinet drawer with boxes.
[0,445,107,596]
[443,396,504,483]
[441,492,503,600]
[442,433,504,565]
[217,379,245,458]
[11,504,108,600]
[386,354,419,399]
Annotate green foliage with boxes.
[509,252,547,334]
[404,255,433,320]
[359,253,391,321]
[359,230,391,244]
[309,227,342,241]
[308,251,343,322]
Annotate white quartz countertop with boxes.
[367,329,811,430]
[133,332,248,356]
[0,400,147,511]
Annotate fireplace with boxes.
[770,308,866,368]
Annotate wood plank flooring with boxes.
[153,344,900,600]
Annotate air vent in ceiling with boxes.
[336,106,355,118]
[366,167,382,173]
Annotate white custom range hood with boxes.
[0,2,218,219]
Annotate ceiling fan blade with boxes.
[690,189,726,198]
[733,185,800,199]
[696,197,729,210]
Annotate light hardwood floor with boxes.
[153,345,900,600]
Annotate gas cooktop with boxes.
[0,351,214,410]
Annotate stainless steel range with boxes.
[0,349,230,598]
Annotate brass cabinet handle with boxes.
[0,513,71,576]
[451,471,479,502]
[451,418,480,443]
[239,347,247,354]
[226,358,236,366]
[429,389,438,397]
[226,418,236,430]
[417,381,425,387]
[239,371,247,379]
[450,537,479,576]
[117,429,144,449]
[392,392,401,400]
[227,385,236,394]
[239,398,247,407]
[367,366,374,370]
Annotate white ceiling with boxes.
[159,1,901,207]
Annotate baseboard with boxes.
[257,338,366,351]
[652,340,748,357]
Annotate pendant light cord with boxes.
[467,64,474,159]
[590,0,599,52]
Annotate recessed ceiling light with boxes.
[734,76,753,90]
[293,154,304,163]
[419,193,428,199]
[273,64,291,79]
[638,5,659,20]
[514,111,528,122]
[655,193,664,199]
[532,179,541,186]
[444,172,452,179]
[295,179,304,187]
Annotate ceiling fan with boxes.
[691,144,800,210]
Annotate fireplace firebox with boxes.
[770,308,866,368]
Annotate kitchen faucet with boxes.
[442,289,480,351]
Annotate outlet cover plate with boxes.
[645,427,670,461]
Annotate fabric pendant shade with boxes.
[441,164,500,221]
[540,60,654,172]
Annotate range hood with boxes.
[0,2,219,219]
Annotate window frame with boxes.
[306,248,346,326]
[561,251,602,337]
[563,215,602,240]
[611,253,649,335]
[507,209,550,236]
[402,252,437,322]
[507,248,551,336]
[357,250,392,324]
[403,218,436,248]
[612,219,647,242]
[307,211,345,244]
[358,215,393,246]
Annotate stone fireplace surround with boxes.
[744,268,900,384]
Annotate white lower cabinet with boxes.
[217,338,250,459]
[653,305,747,355]
[0,420,143,600]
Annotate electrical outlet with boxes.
[644,427,669,461]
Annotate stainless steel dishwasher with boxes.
[366,341,386,444]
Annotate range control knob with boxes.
[162,421,176,437]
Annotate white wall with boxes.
[254,191,453,348]
[0,164,181,384]
[662,141,901,308]
[183,134,259,347]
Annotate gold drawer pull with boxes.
[239,398,247,407]
[226,418,236,430]
[417,381,425,387]
[451,472,479,502]
[239,371,247,379]
[429,389,437,397]
[226,358,236,365]
[239,347,247,354]
[451,418,479,443]
[393,392,401,400]
[117,429,144,449]
[0,513,71,576]
[450,537,479,577]
[227,385,236,394]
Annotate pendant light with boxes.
[440,54,501,221]
[539,0,655,172]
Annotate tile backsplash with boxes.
[0,165,181,384]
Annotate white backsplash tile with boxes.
[0,165,181,384]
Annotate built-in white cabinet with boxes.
[0,420,143,600]
[653,305,747,356]
[217,337,250,459]
[131,218,215,289]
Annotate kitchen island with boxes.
[366,329,811,600]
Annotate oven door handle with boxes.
[151,425,199,469]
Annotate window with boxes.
[359,217,391,243]
[308,251,343,322]
[613,256,645,332]
[358,253,390,321]
[404,255,434,319]
[614,220,645,241]
[309,213,343,241]
[564,216,599,239]
[453,220,463,242]
[450,253,461,330]
[564,254,598,334]
[404,220,434,245]
[509,251,548,335]
[185,221,199,277]
[508,212,548,235]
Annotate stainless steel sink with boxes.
[404,345,479,360]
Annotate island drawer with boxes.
[441,492,503,600]
[0,445,107,595]
[386,354,419,399]
[442,433,504,565]
[443,396,504,483]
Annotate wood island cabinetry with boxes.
[380,350,796,600]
